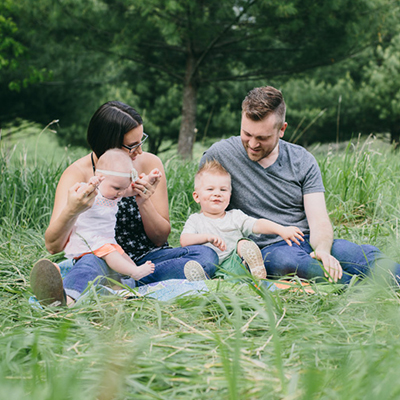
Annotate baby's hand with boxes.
[142,168,162,185]
[279,226,304,246]
[88,175,103,188]
[77,176,104,194]
[131,168,162,201]
[208,235,226,251]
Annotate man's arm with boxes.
[303,192,343,282]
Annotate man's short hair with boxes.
[242,86,286,128]
[195,159,231,189]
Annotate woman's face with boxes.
[122,125,145,161]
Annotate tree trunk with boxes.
[178,54,198,160]
[391,123,400,151]
[148,134,163,156]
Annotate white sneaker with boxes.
[240,241,266,279]
[184,261,209,281]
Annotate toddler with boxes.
[180,160,304,279]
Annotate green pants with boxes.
[215,238,254,280]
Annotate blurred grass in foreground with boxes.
[1,132,400,399]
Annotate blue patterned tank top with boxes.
[115,197,169,262]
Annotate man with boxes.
[201,86,399,283]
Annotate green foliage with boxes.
[165,157,200,246]
[359,32,400,143]
[2,0,393,158]
[0,0,116,147]
[277,1,400,148]
[0,0,25,71]
[0,0,48,93]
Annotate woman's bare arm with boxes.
[45,158,98,254]
[132,153,171,246]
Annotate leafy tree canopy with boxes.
[1,0,397,156]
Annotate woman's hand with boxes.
[67,178,101,215]
[129,154,170,246]
[45,172,104,254]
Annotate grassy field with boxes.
[1,130,400,399]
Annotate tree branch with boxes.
[188,0,259,81]
[199,44,373,83]
[86,46,185,82]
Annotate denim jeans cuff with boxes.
[65,288,82,301]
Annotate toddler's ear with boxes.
[192,191,200,203]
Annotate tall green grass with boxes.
[317,136,400,260]
[1,135,400,399]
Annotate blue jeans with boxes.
[261,236,400,284]
[63,245,218,300]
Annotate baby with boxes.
[64,148,161,280]
[180,160,304,279]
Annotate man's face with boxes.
[240,113,287,162]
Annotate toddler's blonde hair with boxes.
[195,159,231,190]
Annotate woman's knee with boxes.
[75,254,109,274]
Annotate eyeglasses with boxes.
[121,133,148,153]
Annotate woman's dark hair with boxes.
[87,101,143,158]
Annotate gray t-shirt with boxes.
[182,209,257,262]
[201,137,325,247]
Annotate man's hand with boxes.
[310,250,343,282]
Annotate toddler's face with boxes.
[193,173,231,217]
[99,175,131,200]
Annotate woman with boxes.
[32,101,218,306]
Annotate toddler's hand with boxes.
[279,226,304,246]
[208,235,226,251]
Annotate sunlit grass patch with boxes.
[1,134,400,398]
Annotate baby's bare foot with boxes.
[134,261,155,280]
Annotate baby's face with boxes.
[193,173,231,217]
[99,175,131,200]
